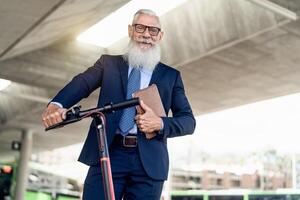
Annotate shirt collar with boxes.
[129,66,153,76]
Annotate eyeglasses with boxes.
[133,24,161,36]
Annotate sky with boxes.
[169,92,300,157]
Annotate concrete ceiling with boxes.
[1,0,300,162]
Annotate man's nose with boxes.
[142,28,151,37]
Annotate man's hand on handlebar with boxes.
[42,104,67,128]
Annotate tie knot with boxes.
[130,67,140,76]
[127,68,141,95]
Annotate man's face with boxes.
[128,14,163,51]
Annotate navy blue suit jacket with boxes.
[52,55,196,180]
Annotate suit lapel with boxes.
[149,63,165,86]
[118,57,129,98]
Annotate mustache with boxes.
[136,37,154,45]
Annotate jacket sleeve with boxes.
[160,71,196,138]
[51,55,105,109]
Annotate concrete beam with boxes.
[247,0,298,20]
[0,90,50,103]
[0,0,67,59]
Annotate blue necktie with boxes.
[119,68,141,135]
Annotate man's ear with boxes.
[158,31,164,41]
[128,25,133,37]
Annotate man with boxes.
[42,9,196,200]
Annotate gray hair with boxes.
[132,9,161,27]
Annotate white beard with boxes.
[123,40,161,70]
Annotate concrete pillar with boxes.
[14,129,33,200]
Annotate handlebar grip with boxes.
[110,98,140,111]
[45,109,81,131]
[45,117,82,131]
